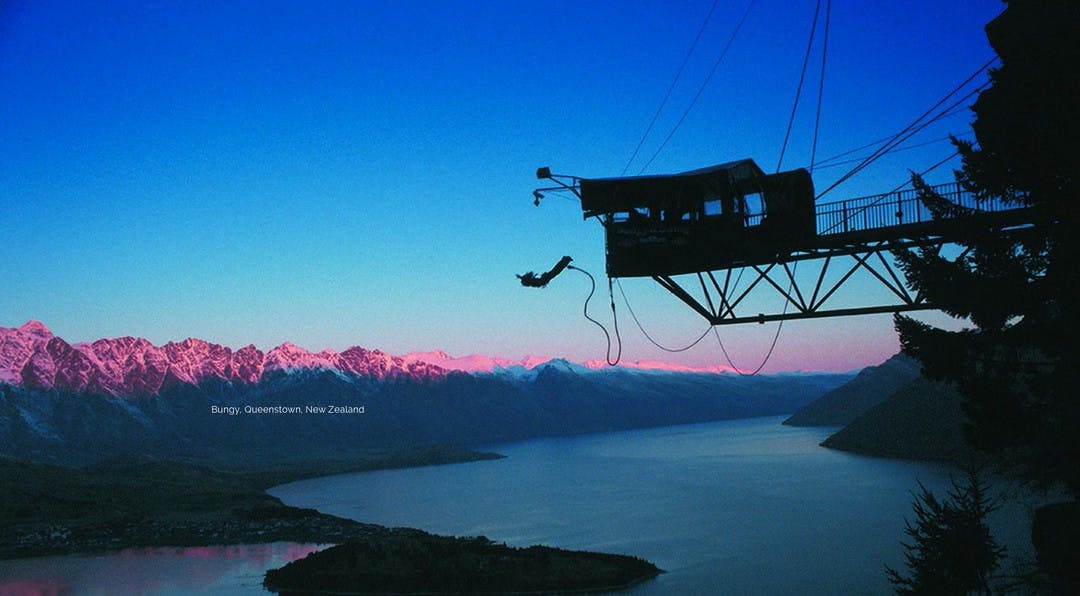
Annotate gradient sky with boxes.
[0,0,1003,372]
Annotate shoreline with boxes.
[0,446,500,561]
[1,503,390,561]
[1,450,664,594]
[3,507,664,595]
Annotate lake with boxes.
[1,416,1036,594]
[271,416,1035,595]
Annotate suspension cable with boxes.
[808,0,831,174]
[819,149,961,236]
[811,105,969,169]
[813,132,972,171]
[621,0,721,176]
[636,0,757,175]
[813,76,987,236]
[776,0,824,172]
[634,0,830,375]
[816,79,988,199]
[815,57,995,200]
[721,0,828,375]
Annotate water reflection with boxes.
[0,542,328,595]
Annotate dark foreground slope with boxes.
[821,377,977,464]
[782,353,977,464]
[0,447,499,559]
[783,353,920,427]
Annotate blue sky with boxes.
[0,0,1003,371]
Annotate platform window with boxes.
[613,207,652,223]
[744,192,765,226]
[703,199,722,217]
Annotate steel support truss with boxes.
[532,167,1045,327]
[647,238,957,326]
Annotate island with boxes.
[264,534,663,595]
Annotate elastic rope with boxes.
[710,259,800,376]
[711,320,780,376]
[568,265,622,366]
[616,279,713,352]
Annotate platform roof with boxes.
[579,159,765,218]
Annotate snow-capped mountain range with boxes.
[0,321,442,397]
[0,321,734,397]
[0,321,855,465]
[401,350,737,376]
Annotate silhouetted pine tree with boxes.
[893,0,1080,495]
[886,470,1004,594]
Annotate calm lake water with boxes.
[271,416,1035,595]
[1,416,1037,594]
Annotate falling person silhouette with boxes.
[517,256,573,288]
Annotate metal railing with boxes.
[814,182,1018,237]
[602,181,1024,238]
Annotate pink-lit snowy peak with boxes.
[0,321,443,396]
[0,322,733,397]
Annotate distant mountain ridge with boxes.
[820,377,974,464]
[782,351,976,464]
[782,352,921,427]
[399,349,740,376]
[0,323,852,466]
[398,350,552,374]
[0,321,757,398]
[0,321,443,397]
[0,363,849,466]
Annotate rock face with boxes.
[0,321,444,397]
